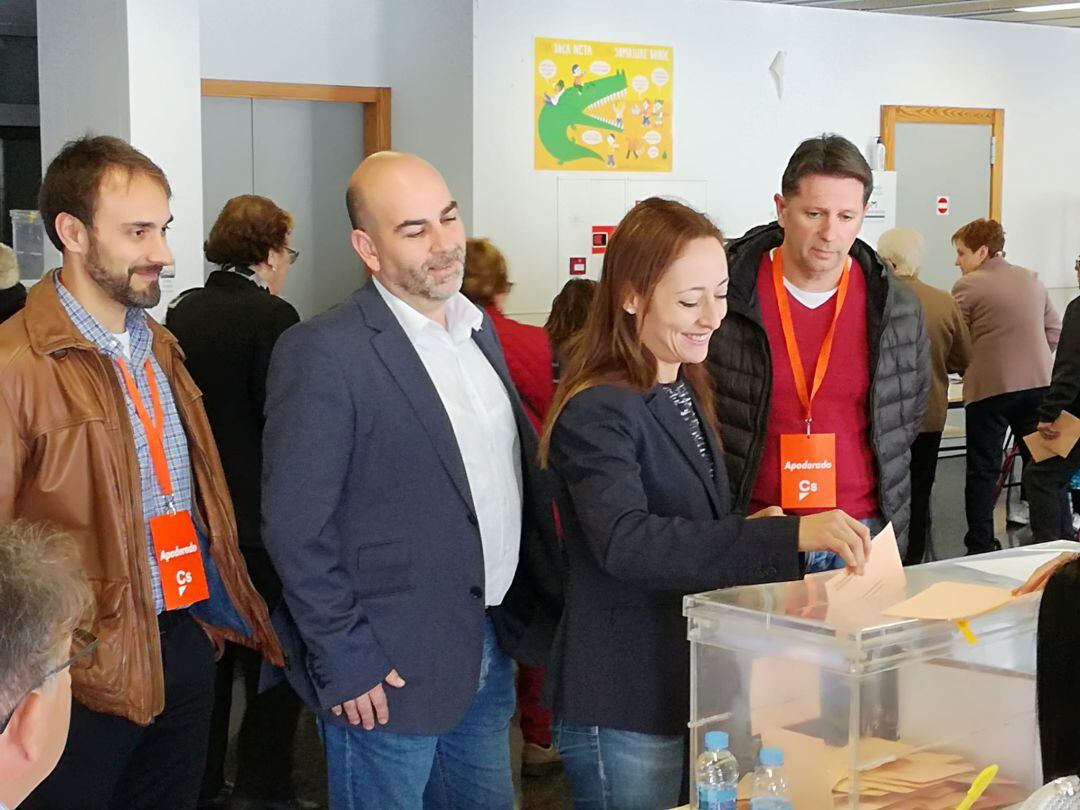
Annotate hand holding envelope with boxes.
[1023,411,1080,462]
[798,510,873,574]
[823,523,907,631]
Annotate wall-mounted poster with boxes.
[535,37,673,172]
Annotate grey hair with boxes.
[877,227,925,278]
[0,521,92,722]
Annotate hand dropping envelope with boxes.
[824,523,907,631]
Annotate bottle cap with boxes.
[760,747,784,766]
[704,731,729,751]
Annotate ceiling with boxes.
[747,0,1080,27]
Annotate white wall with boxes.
[38,0,130,274]
[37,0,204,318]
[126,0,204,314]
[473,0,1080,316]
[198,0,475,233]
[38,1,131,167]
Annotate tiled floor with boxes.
[229,453,1049,809]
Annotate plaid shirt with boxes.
[54,272,193,613]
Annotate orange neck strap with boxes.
[771,247,851,431]
[116,357,174,505]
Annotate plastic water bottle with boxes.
[750,747,792,810]
[695,730,739,810]
[870,137,886,171]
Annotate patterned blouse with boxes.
[662,379,714,480]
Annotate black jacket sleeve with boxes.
[252,300,301,429]
[1039,297,1080,423]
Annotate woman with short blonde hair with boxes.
[878,228,970,564]
[877,227,924,279]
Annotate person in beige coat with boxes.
[879,228,971,564]
[951,218,1062,554]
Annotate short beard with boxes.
[399,247,466,302]
[86,241,161,309]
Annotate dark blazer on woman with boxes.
[165,270,300,549]
[544,383,801,736]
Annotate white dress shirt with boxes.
[373,278,523,606]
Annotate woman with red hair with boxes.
[539,198,870,807]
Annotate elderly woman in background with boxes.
[165,195,304,810]
[878,228,971,565]
[951,218,1062,555]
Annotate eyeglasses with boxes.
[0,628,98,734]
[285,247,300,265]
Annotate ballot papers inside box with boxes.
[684,540,1047,808]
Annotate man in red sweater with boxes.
[708,135,929,567]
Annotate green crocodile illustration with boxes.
[538,70,627,165]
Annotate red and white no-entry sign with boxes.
[935,196,950,216]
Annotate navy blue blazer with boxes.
[544,383,800,736]
[261,281,561,734]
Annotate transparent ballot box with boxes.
[683,545,1059,809]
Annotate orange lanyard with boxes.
[115,357,175,509]
[771,248,851,433]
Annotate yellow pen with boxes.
[956,764,998,810]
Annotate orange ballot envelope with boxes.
[1024,410,1080,462]
[824,522,905,596]
[882,581,1016,622]
[1023,431,1059,463]
[1048,410,1080,456]
[823,523,907,631]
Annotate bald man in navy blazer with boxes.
[261,152,561,809]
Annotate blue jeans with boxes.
[552,719,685,809]
[804,515,886,572]
[319,617,515,810]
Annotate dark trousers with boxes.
[1023,439,1080,544]
[23,609,216,810]
[964,388,1047,551]
[906,431,943,565]
[201,547,303,802]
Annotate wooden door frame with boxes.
[880,105,1004,221]
[201,79,391,157]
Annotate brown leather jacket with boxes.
[0,274,283,725]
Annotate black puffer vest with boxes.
[706,223,929,545]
